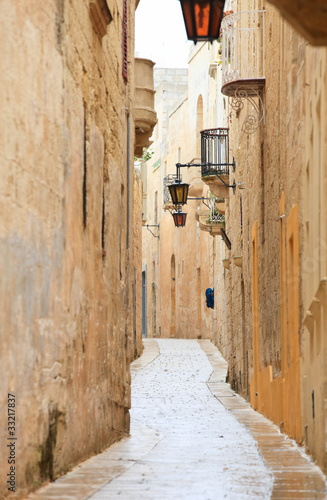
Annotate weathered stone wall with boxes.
[221,0,305,416]
[216,0,327,472]
[301,44,327,471]
[267,0,327,46]
[0,0,138,496]
[133,170,144,357]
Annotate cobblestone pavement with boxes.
[27,339,327,500]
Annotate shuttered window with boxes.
[122,0,128,81]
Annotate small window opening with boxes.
[122,0,128,81]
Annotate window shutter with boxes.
[122,0,128,81]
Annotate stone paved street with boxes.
[27,339,327,500]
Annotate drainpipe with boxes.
[126,107,130,250]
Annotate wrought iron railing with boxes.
[209,196,225,224]
[163,174,179,205]
[221,10,265,87]
[200,128,234,178]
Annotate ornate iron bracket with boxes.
[228,87,265,135]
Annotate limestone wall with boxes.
[0,0,139,496]
[219,0,304,427]
[133,170,144,357]
[301,44,327,471]
[216,0,327,472]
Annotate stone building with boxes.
[142,47,226,340]
[216,0,327,472]
[0,0,154,497]
[142,0,327,474]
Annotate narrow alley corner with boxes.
[26,339,326,500]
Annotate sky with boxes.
[135,0,192,68]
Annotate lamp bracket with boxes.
[144,224,160,239]
[204,171,237,192]
[176,163,236,190]
[188,196,210,209]
[220,228,232,250]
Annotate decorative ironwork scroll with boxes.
[221,10,266,135]
[229,87,265,134]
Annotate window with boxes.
[122,0,128,81]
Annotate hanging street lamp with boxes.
[172,208,187,227]
[168,177,189,206]
[168,128,236,231]
[178,0,225,43]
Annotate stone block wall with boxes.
[0,0,138,496]
[133,170,144,357]
[219,0,305,416]
[300,43,327,471]
[214,0,327,472]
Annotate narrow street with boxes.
[28,339,327,500]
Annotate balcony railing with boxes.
[221,10,265,96]
[200,128,235,199]
[200,128,232,178]
[209,196,225,225]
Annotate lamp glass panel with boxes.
[173,211,187,227]
[169,182,189,206]
[180,0,225,41]
[194,1,210,37]
[210,1,224,37]
[177,183,188,205]
[180,0,194,38]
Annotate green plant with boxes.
[134,147,154,162]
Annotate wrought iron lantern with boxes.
[168,178,189,206]
[178,0,225,43]
[172,208,187,227]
